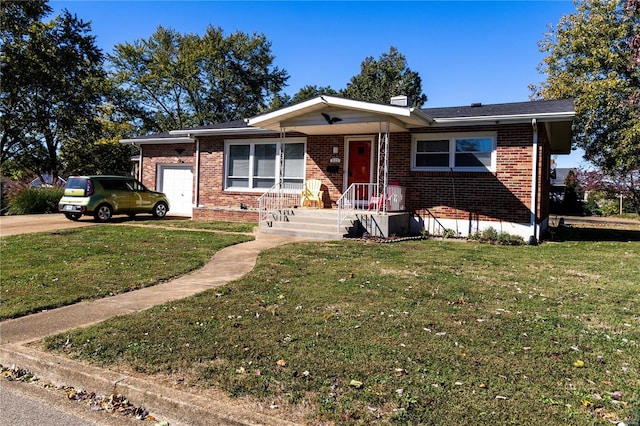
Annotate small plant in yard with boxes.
[45,237,640,425]
[441,228,457,238]
[469,227,525,245]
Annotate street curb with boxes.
[0,343,298,426]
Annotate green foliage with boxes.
[468,227,525,245]
[534,0,640,210]
[108,25,289,132]
[585,190,639,216]
[341,47,427,107]
[1,1,107,179]
[7,186,64,215]
[441,228,457,238]
[266,85,339,111]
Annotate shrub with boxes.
[7,186,65,215]
[442,228,457,238]
[469,227,525,246]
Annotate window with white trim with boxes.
[225,138,306,191]
[412,132,496,171]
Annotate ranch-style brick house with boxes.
[121,95,575,242]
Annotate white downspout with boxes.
[529,118,539,245]
[193,135,200,208]
[137,144,143,182]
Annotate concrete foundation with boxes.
[354,212,411,237]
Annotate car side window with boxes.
[129,180,146,191]
[101,180,129,191]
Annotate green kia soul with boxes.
[58,176,170,222]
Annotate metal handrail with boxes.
[258,182,304,229]
[337,183,381,232]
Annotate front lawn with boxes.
[45,234,640,425]
[0,226,253,319]
[136,219,257,233]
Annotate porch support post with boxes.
[376,121,390,214]
[279,127,286,188]
[529,118,539,245]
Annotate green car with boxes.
[58,175,170,222]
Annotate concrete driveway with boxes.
[0,213,98,237]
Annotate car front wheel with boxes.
[64,213,81,221]
[152,202,168,218]
[94,204,113,222]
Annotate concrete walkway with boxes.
[0,232,309,425]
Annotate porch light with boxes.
[332,146,339,154]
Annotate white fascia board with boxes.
[431,111,575,126]
[119,137,193,145]
[247,97,327,127]
[248,95,434,128]
[169,127,278,137]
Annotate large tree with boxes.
[109,25,289,133]
[341,46,427,107]
[1,0,107,181]
[533,0,640,214]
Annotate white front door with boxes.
[159,165,193,216]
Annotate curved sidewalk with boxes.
[0,233,308,425]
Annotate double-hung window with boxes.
[225,138,306,191]
[412,132,496,172]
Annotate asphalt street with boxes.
[0,378,140,426]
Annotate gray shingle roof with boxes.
[126,99,574,141]
[422,99,574,119]
[178,119,250,130]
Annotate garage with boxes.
[158,165,193,216]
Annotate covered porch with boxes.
[249,95,429,238]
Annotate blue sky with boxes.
[49,0,588,168]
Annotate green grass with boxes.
[137,219,257,234]
[0,226,253,319]
[44,234,640,425]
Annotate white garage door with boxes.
[159,165,193,216]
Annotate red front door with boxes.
[348,140,371,200]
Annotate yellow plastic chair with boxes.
[301,179,324,208]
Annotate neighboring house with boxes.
[121,95,574,242]
[550,167,574,205]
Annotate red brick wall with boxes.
[391,124,539,225]
[140,144,194,191]
[140,124,549,226]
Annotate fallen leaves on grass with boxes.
[349,380,364,389]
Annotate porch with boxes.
[258,182,411,240]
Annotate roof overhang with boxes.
[247,95,434,135]
[545,120,573,155]
[169,127,278,137]
[430,111,575,126]
[430,111,575,155]
[119,136,193,145]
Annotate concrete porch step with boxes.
[259,226,345,240]
[259,208,356,240]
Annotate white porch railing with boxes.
[337,183,384,231]
[258,182,304,229]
